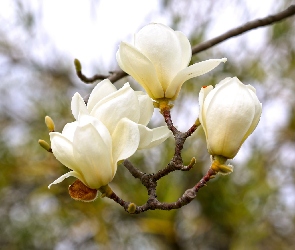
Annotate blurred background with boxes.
[1,0,295,249]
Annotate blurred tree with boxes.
[0,0,295,249]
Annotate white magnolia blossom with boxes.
[117,23,226,100]
[199,77,262,159]
[49,79,171,189]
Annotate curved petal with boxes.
[117,42,164,99]
[111,118,140,169]
[61,121,78,142]
[48,171,83,189]
[134,23,185,88]
[87,79,117,113]
[175,31,192,69]
[50,132,81,173]
[139,126,172,149]
[73,124,113,189]
[136,92,154,125]
[198,85,213,132]
[90,83,140,133]
[137,124,154,149]
[241,82,262,142]
[78,114,112,151]
[71,93,89,120]
[166,58,227,99]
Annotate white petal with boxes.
[71,93,89,120]
[137,124,154,149]
[90,83,140,133]
[139,126,172,149]
[48,171,83,189]
[134,23,186,89]
[112,118,140,169]
[78,114,112,151]
[73,124,114,189]
[61,121,78,142]
[198,85,213,135]
[136,92,154,125]
[241,81,262,142]
[166,58,227,99]
[50,132,81,173]
[87,79,117,113]
[175,31,192,69]
[116,42,164,99]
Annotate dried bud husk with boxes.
[68,179,98,202]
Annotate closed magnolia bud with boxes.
[199,77,262,159]
[45,116,55,132]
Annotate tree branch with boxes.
[192,4,295,54]
[106,108,203,213]
[106,167,216,213]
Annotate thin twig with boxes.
[107,167,216,213]
[76,71,109,83]
[123,160,145,179]
[192,5,295,54]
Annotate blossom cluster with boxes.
[42,23,262,201]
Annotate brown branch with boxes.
[123,159,145,179]
[76,71,109,83]
[107,190,130,211]
[107,167,216,213]
[161,107,179,135]
[108,70,128,83]
[74,58,128,84]
[109,108,202,213]
[192,4,295,54]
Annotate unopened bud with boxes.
[127,203,137,214]
[38,139,52,152]
[45,116,55,132]
[74,58,82,72]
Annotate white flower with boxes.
[72,79,171,148]
[49,80,171,190]
[199,77,262,159]
[116,23,226,100]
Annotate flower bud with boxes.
[127,203,137,214]
[45,116,55,132]
[74,58,82,72]
[38,139,52,152]
[199,77,262,159]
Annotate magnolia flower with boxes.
[117,23,226,100]
[71,79,171,148]
[49,79,171,191]
[199,77,262,159]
